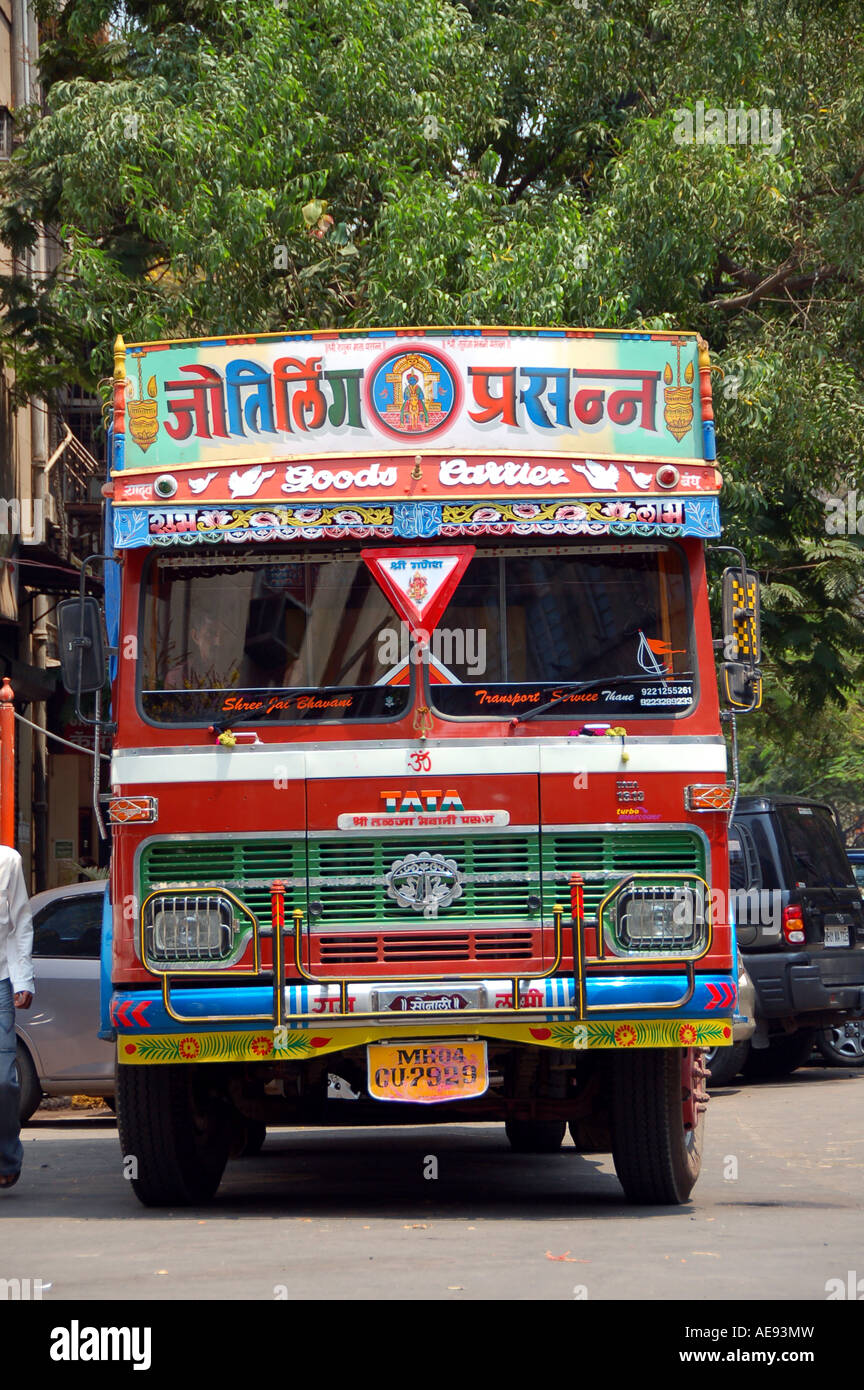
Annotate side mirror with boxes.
[720,566,762,711]
[721,662,763,710]
[57,596,107,695]
[722,566,761,664]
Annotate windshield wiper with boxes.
[512,671,694,725]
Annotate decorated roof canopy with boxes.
[109,327,721,547]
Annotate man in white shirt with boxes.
[0,845,34,1189]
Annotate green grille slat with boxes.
[541,830,705,918]
[140,830,704,930]
[141,840,306,932]
[309,834,539,927]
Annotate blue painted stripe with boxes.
[110,972,738,1033]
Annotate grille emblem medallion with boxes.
[385,852,464,919]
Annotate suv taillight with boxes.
[782,905,806,945]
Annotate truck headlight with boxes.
[601,877,710,957]
[141,891,255,970]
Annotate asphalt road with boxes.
[2,1062,862,1302]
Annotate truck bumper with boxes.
[110,972,737,1064]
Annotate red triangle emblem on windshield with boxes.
[362,546,475,634]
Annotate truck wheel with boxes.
[15,1041,41,1125]
[117,1064,231,1207]
[229,1115,267,1157]
[504,1118,566,1153]
[703,1040,750,1088]
[741,1029,816,1080]
[611,1049,705,1205]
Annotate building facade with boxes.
[1,0,106,889]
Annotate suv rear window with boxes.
[776,805,855,890]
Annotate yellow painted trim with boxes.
[117,1017,732,1065]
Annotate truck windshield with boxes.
[139,553,411,724]
[430,543,694,719]
[138,542,694,725]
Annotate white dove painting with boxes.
[623,464,652,490]
[188,471,217,495]
[572,461,620,491]
[228,465,276,499]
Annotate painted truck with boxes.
[58,326,763,1207]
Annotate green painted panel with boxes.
[140,829,704,930]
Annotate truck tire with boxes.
[15,1040,41,1125]
[229,1115,267,1158]
[504,1118,566,1153]
[611,1049,705,1205]
[117,1063,231,1207]
[704,1040,750,1088]
[741,1029,816,1080]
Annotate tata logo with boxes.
[385,852,464,919]
[380,789,464,814]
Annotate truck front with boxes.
[103,327,737,1206]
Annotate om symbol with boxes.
[407,751,432,772]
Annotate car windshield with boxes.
[139,552,411,724]
[430,543,694,719]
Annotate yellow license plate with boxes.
[367,1040,488,1104]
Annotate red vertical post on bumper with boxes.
[271,879,285,1027]
[0,678,15,848]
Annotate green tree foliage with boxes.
[3,0,864,705]
[733,690,864,840]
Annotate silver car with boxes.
[703,949,757,1088]
[14,880,114,1121]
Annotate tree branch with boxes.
[706,255,851,312]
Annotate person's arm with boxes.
[6,854,34,998]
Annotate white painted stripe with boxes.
[112,741,727,785]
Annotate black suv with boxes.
[723,795,864,1081]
